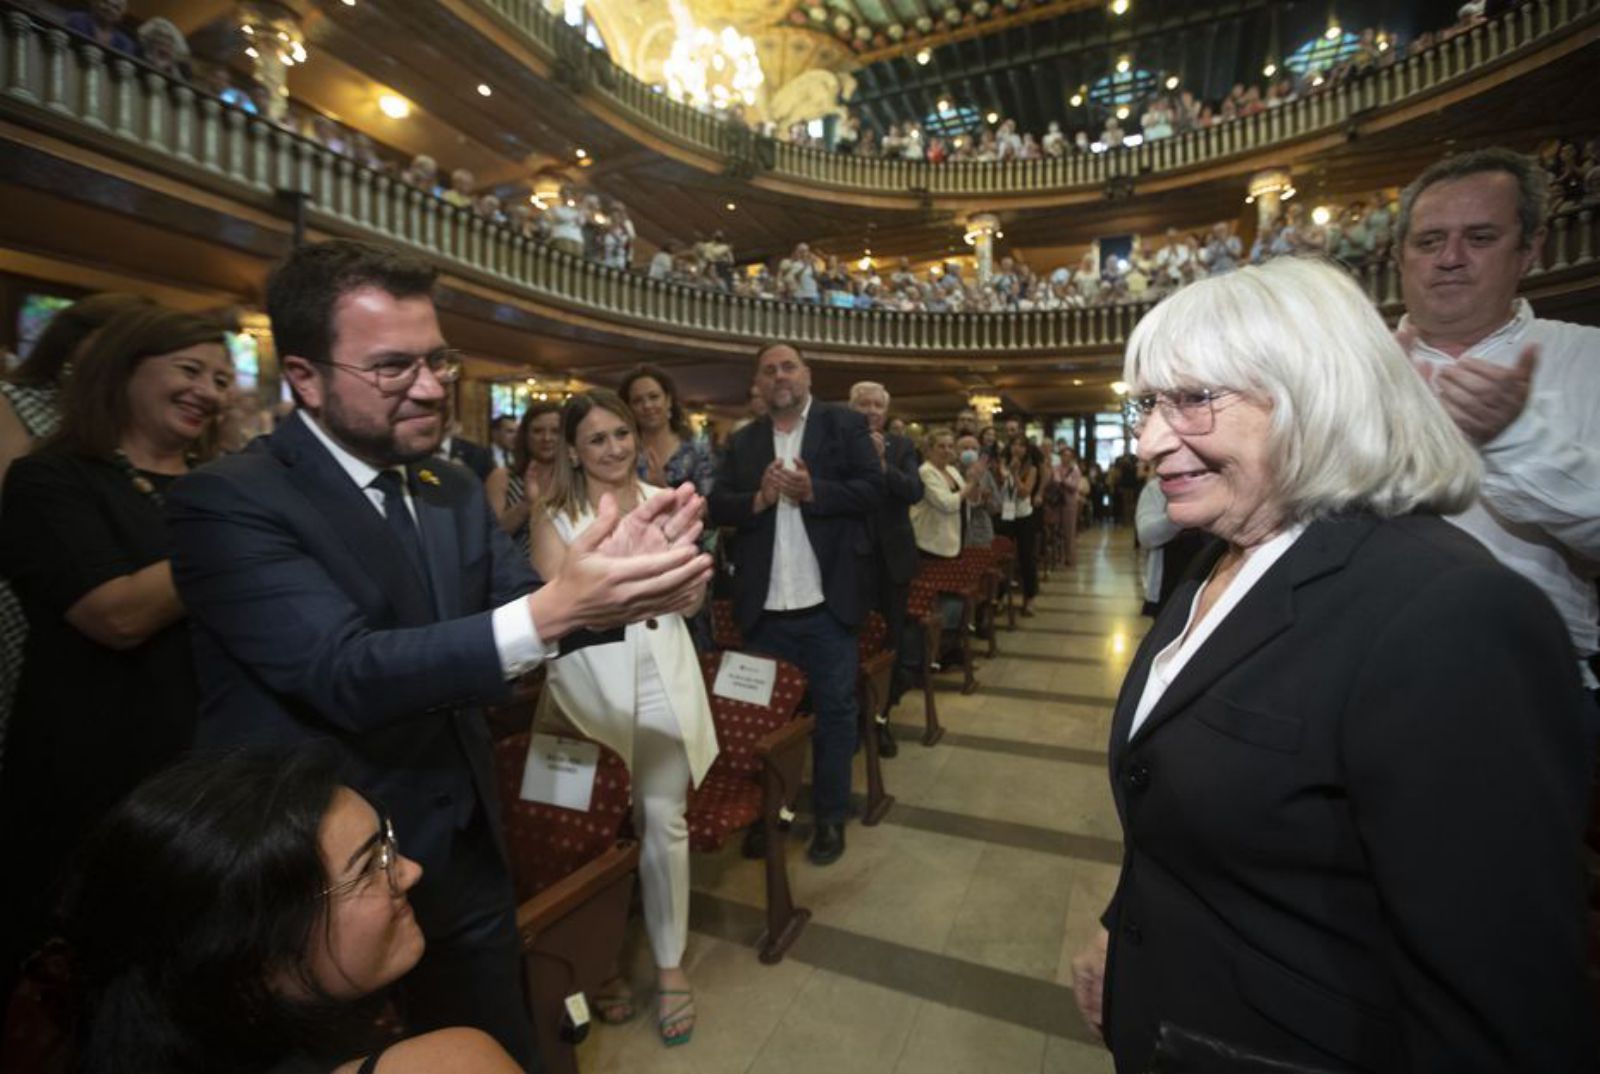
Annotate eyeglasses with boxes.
[1129,388,1237,436]
[321,814,401,900]
[314,348,463,396]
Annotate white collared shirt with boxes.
[1131,526,1306,739]
[765,396,826,611]
[1401,300,1600,686]
[297,411,549,678]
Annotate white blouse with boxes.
[1129,525,1305,740]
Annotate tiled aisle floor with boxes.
[576,526,1145,1074]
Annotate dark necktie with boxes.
[370,469,435,608]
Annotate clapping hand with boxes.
[776,458,814,503]
[1397,325,1539,445]
[754,459,786,512]
[532,484,713,635]
[870,430,887,467]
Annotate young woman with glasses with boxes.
[60,750,521,1074]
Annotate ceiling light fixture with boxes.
[1110,381,1129,395]
[985,111,999,123]
[726,201,737,210]
[1110,0,1130,13]
[915,48,932,65]
[1069,91,1084,107]
[1263,61,1277,77]
[1116,105,1130,119]
[378,93,410,118]
[1164,75,1179,89]
[1115,55,1131,74]
[661,0,765,111]
[937,97,951,112]
[477,83,492,96]
[575,148,587,158]
[1325,22,1342,40]
[1312,205,1332,226]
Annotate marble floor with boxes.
[576,526,1145,1074]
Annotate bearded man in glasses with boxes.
[167,239,711,1070]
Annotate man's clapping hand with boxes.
[776,458,814,503]
[1398,325,1539,445]
[528,483,712,637]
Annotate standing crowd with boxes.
[0,144,1595,1074]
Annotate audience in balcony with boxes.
[64,0,135,56]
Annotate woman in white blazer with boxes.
[529,389,716,1049]
[910,426,970,558]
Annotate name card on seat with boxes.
[520,733,600,811]
[713,652,778,708]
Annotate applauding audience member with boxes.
[1395,147,1600,716]
[65,750,522,1074]
[710,344,882,865]
[531,390,717,1048]
[484,400,561,563]
[621,364,714,496]
[0,306,231,1003]
[849,381,924,751]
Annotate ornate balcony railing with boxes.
[470,0,1596,200]
[2,7,1596,364]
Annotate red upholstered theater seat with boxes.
[494,732,634,902]
[492,732,640,1074]
[687,650,814,962]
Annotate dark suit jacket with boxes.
[872,432,924,585]
[445,435,493,481]
[708,399,884,633]
[1102,513,1594,1073]
[167,413,536,873]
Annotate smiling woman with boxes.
[1071,257,1595,1070]
[0,304,232,1006]
[61,749,521,1074]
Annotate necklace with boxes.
[112,449,188,508]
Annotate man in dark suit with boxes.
[167,239,709,1070]
[847,380,923,757]
[709,343,883,864]
[439,415,494,480]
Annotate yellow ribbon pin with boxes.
[417,469,441,486]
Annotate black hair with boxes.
[617,363,690,438]
[265,239,437,368]
[63,750,384,1074]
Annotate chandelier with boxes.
[661,1,764,111]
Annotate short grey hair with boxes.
[849,380,889,405]
[1123,257,1480,524]
[1396,147,1547,250]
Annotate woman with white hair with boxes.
[1070,257,1593,1071]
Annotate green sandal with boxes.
[592,980,635,1025]
[658,988,696,1047]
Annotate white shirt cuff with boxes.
[492,597,551,679]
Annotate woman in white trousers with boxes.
[530,389,717,1048]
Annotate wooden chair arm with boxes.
[755,713,816,762]
[515,839,640,948]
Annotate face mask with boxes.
[959,449,979,466]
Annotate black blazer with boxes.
[872,432,924,585]
[1102,513,1594,1073]
[708,399,884,633]
[168,413,538,874]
